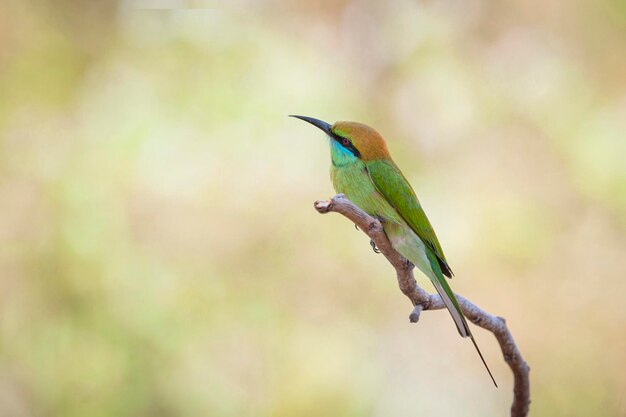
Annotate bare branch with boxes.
[314,194,530,417]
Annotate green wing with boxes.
[366,159,453,277]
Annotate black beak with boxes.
[289,115,333,136]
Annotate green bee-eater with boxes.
[291,115,497,386]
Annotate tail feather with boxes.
[469,334,498,388]
[426,250,498,387]
[430,274,469,337]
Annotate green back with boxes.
[365,159,453,277]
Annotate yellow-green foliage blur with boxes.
[1,1,625,416]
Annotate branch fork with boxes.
[314,194,530,417]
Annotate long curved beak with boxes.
[289,115,333,135]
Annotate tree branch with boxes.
[314,194,530,417]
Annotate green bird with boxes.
[291,115,497,386]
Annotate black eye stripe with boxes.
[332,133,361,158]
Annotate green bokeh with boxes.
[1,1,625,416]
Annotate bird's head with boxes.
[290,115,391,162]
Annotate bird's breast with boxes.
[330,162,402,224]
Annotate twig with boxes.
[314,194,530,417]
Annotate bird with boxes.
[291,115,497,387]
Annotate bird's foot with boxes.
[370,240,381,254]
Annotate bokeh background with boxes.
[1,0,626,416]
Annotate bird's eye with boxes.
[342,138,350,146]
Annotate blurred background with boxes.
[1,0,625,416]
